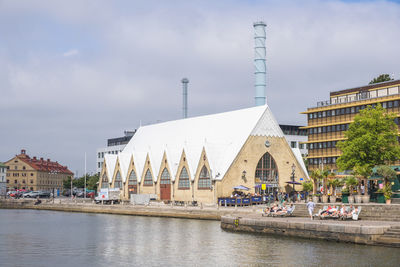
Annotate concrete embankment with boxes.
[221,216,400,247]
[0,199,251,220]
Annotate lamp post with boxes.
[291,163,296,191]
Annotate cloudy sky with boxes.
[1,0,399,176]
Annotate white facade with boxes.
[96,145,126,175]
[284,134,308,156]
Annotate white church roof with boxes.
[117,104,284,182]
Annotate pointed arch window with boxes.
[143,169,153,186]
[198,166,211,189]
[128,170,137,185]
[114,171,122,189]
[255,152,278,184]
[178,167,190,189]
[160,168,170,184]
[101,173,109,188]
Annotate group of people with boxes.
[307,200,360,220]
[262,203,295,216]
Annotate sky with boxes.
[1,0,399,176]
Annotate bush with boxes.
[302,181,313,192]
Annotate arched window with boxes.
[128,170,137,185]
[178,167,190,189]
[101,173,109,188]
[160,168,170,184]
[143,169,153,186]
[114,171,122,189]
[198,166,211,189]
[255,152,278,184]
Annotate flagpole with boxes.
[84,152,87,199]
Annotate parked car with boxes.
[23,191,41,198]
[39,191,51,198]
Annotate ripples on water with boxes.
[0,209,399,267]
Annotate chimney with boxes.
[40,157,43,161]
[253,21,267,106]
[21,149,26,155]
[181,78,189,119]
[47,159,50,162]
[33,156,37,160]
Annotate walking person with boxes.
[306,199,315,220]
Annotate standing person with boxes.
[306,199,315,220]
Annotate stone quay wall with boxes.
[220,216,393,246]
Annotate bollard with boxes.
[225,200,227,208]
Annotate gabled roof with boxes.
[104,154,117,184]
[121,105,285,181]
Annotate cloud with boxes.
[63,49,79,57]
[0,0,399,175]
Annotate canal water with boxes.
[0,209,399,267]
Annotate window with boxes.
[308,114,312,119]
[114,171,122,189]
[290,141,297,148]
[101,173,109,188]
[299,143,304,149]
[332,110,336,116]
[382,102,387,109]
[98,153,101,158]
[178,167,190,189]
[198,166,211,189]
[160,168,170,185]
[128,170,137,185]
[14,180,17,184]
[143,169,153,186]
[14,166,17,170]
[31,173,33,176]
[255,152,278,184]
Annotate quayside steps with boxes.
[376,226,400,247]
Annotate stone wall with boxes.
[221,216,390,246]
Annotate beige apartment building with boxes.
[4,149,73,192]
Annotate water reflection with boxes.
[0,209,399,267]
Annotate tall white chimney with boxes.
[253,21,267,106]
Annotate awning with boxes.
[233,185,250,191]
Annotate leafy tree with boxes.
[87,174,99,191]
[337,104,400,194]
[369,74,393,84]
[309,169,324,195]
[345,176,359,196]
[63,176,72,190]
[376,165,397,185]
[63,174,99,190]
[302,181,313,193]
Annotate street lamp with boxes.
[291,164,296,191]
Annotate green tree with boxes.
[309,169,323,195]
[63,176,72,190]
[345,176,359,196]
[302,181,313,193]
[337,104,400,194]
[369,74,393,84]
[87,174,99,191]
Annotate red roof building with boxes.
[4,149,73,191]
